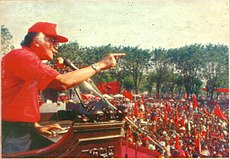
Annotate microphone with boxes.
[61,58,116,110]
[63,58,79,70]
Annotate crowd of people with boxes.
[50,90,229,158]
[109,94,229,158]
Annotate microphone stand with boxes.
[62,58,165,154]
[73,87,86,108]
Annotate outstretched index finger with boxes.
[111,53,126,58]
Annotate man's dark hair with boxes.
[20,32,39,47]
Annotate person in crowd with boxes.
[118,94,229,158]
[2,21,125,153]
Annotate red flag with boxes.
[217,88,229,93]
[81,94,88,101]
[202,88,207,91]
[174,110,179,128]
[175,135,181,150]
[193,95,198,109]
[123,90,133,100]
[163,106,168,123]
[141,94,145,104]
[180,117,185,127]
[195,133,201,153]
[97,81,120,94]
[213,104,227,121]
[133,102,139,117]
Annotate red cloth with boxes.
[195,133,201,153]
[123,90,133,100]
[180,117,185,127]
[175,135,181,150]
[2,47,60,122]
[213,104,227,121]
[217,88,229,93]
[193,96,198,109]
[163,106,168,123]
[178,150,187,158]
[97,81,120,94]
[80,94,88,101]
[174,110,179,128]
[133,102,139,117]
[141,94,145,104]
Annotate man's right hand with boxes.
[96,53,126,71]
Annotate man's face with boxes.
[34,33,59,60]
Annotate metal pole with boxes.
[124,122,129,158]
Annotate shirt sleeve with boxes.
[7,49,60,90]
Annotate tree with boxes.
[121,46,151,93]
[174,74,185,97]
[57,41,82,64]
[202,44,228,99]
[167,44,205,98]
[58,42,228,99]
[148,48,170,96]
[1,25,14,55]
[123,75,135,91]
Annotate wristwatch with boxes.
[91,64,99,73]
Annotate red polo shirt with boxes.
[2,47,60,123]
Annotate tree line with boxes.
[1,25,229,99]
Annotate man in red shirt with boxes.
[2,22,125,153]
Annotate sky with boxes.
[0,0,229,50]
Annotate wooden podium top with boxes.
[40,120,124,143]
[39,120,72,143]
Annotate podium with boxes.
[2,120,124,158]
[3,99,126,158]
[69,121,123,158]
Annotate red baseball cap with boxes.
[28,22,68,43]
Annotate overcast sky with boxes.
[0,0,229,50]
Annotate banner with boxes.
[123,90,133,100]
[217,88,229,93]
[202,88,227,92]
[97,81,120,94]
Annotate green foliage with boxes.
[121,46,151,92]
[56,41,229,99]
[123,75,135,91]
[1,25,14,54]
[57,41,81,64]
[168,44,211,98]
[2,25,227,99]
[201,44,229,99]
